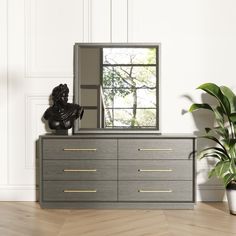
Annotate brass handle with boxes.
[63,148,97,151]
[138,148,173,151]
[138,189,172,193]
[63,189,97,193]
[138,169,173,172]
[63,169,97,172]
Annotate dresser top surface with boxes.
[40,133,196,139]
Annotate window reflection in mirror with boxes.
[73,44,159,133]
[102,48,157,128]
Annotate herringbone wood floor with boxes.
[0,202,235,236]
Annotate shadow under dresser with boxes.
[39,134,196,209]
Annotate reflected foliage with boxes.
[102,48,157,128]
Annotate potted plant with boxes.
[189,83,236,215]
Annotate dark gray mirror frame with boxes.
[73,43,161,134]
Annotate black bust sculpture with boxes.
[43,84,84,134]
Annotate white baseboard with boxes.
[196,185,227,201]
[0,186,38,201]
[196,190,227,201]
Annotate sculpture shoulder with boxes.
[43,107,53,120]
[66,103,81,109]
[66,103,82,114]
[64,103,84,120]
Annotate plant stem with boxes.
[230,121,235,139]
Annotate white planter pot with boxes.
[226,188,236,215]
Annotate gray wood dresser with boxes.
[39,134,196,209]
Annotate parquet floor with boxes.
[0,202,235,236]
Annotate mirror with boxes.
[73,43,160,133]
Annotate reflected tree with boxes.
[102,48,156,128]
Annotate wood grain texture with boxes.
[40,135,196,208]
[0,202,235,236]
[43,181,117,202]
[118,181,193,201]
[118,160,192,180]
[118,139,193,159]
[43,160,117,180]
[43,139,117,159]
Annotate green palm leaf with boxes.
[214,161,230,177]
[199,146,228,156]
[189,103,213,112]
[200,135,228,153]
[197,83,231,115]
[220,86,236,113]
[230,113,236,123]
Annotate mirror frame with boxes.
[73,43,161,134]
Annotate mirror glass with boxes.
[73,43,160,133]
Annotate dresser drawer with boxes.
[43,160,117,180]
[118,181,193,202]
[43,139,117,159]
[119,160,192,181]
[118,139,193,160]
[43,181,117,201]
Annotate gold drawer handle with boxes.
[63,148,97,151]
[138,148,173,151]
[63,189,97,193]
[63,169,97,172]
[138,169,173,172]
[138,189,172,193]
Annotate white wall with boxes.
[1,0,236,201]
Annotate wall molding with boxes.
[111,0,128,42]
[24,0,122,77]
[127,0,132,42]
[24,94,73,169]
[89,0,111,42]
[0,0,8,185]
[83,0,91,42]
[25,0,84,78]
[25,95,49,169]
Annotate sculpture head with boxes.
[52,84,69,106]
